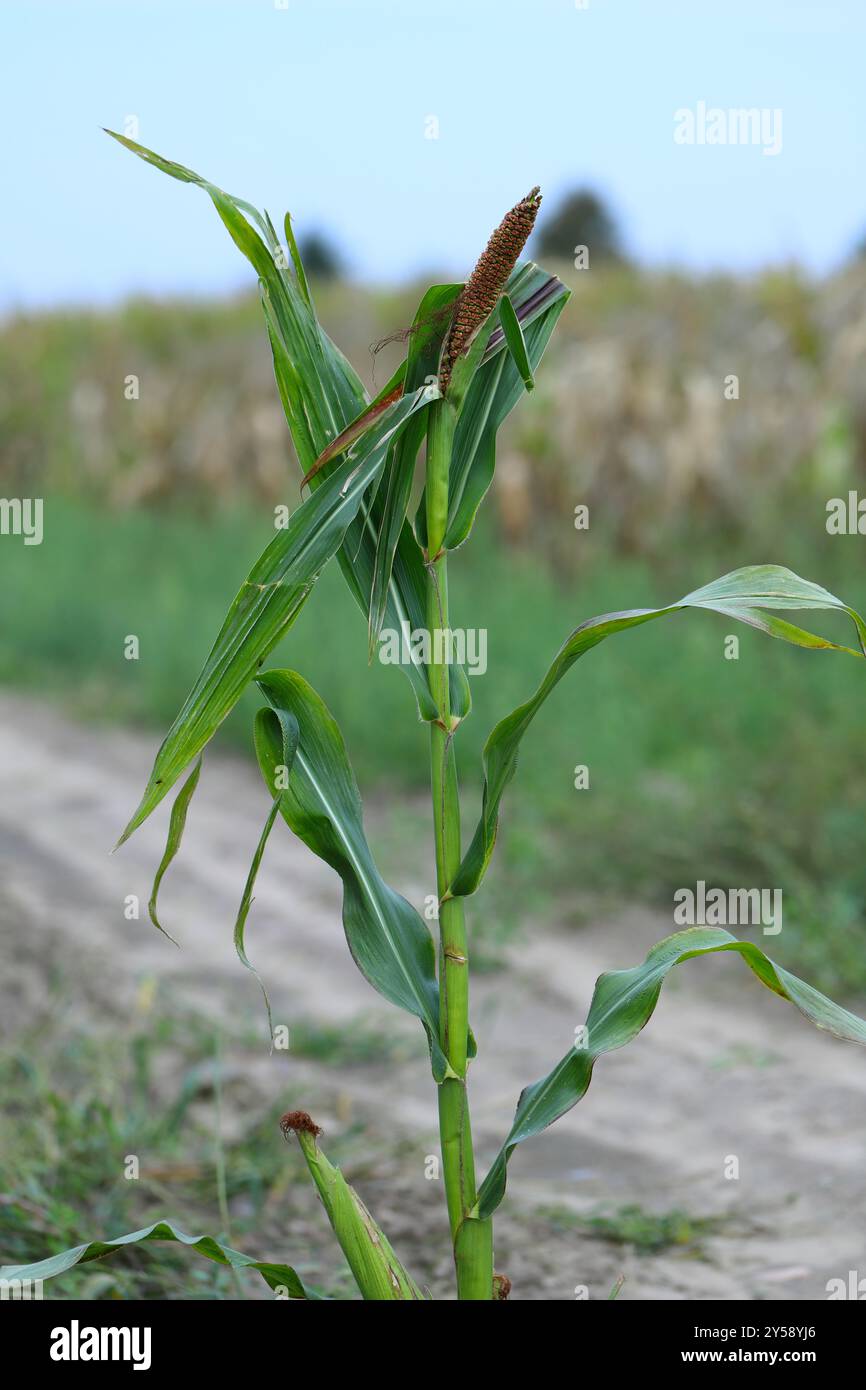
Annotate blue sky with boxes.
[1,0,863,309]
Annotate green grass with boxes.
[0,1008,272,1298]
[538,1203,724,1254]
[2,496,865,993]
[0,978,407,1299]
[287,1016,423,1067]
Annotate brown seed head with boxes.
[439,187,541,390]
[280,1109,322,1139]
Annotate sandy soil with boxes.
[2,691,866,1301]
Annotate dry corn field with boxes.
[4,263,866,555]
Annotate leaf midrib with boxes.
[293,744,437,1036]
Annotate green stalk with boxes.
[425,397,491,1300]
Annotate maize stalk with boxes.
[6,136,866,1304]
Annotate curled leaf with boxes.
[147,757,202,945]
[0,1220,319,1299]
[254,669,450,1079]
[454,566,866,898]
[477,926,866,1219]
[232,708,300,1038]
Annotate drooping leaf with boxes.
[477,925,866,1219]
[0,1220,320,1298]
[232,800,281,1033]
[233,708,300,1036]
[452,565,866,897]
[147,756,202,944]
[118,391,428,845]
[105,130,356,479]
[416,261,569,551]
[283,1115,425,1299]
[254,669,449,1079]
[107,130,467,730]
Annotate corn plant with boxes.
[6,133,866,1302]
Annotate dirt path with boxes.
[3,691,865,1300]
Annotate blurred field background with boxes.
[3,252,866,999]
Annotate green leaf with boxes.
[233,708,300,1037]
[452,565,866,897]
[301,381,410,489]
[254,669,449,1080]
[445,271,567,551]
[478,260,568,361]
[286,1120,425,1299]
[107,130,467,733]
[477,926,866,1220]
[499,293,534,391]
[0,1219,320,1298]
[118,392,426,845]
[147,756,202,945]
[416,261,569,551]
[368,284,461,655]
[283,211,314,313]
[105,130,355,480]
[345,481,471,723]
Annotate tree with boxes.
[535,188,624,264]
[297,229,343,280]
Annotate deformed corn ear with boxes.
[280,1112,426,1300]
[439,186,542,390]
